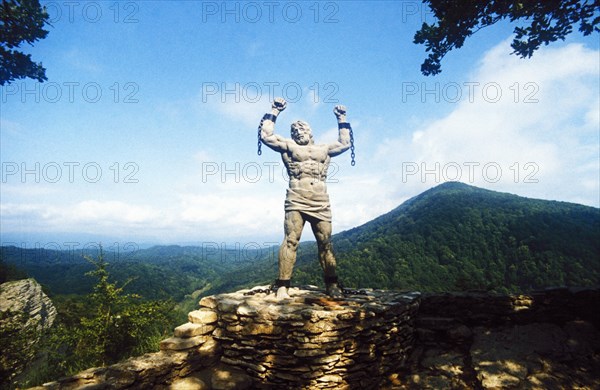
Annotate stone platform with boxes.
[30,287,600,389]
[163,286,420,389]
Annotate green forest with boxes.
[205,182,600,294]
[1,182,599,387]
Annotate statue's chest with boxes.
[290,145,328,162]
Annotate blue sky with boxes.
[1,1,599,249]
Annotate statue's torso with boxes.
[282,143,330,193]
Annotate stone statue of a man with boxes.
[259,97,352,298]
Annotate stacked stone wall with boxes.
[33,287,599,389]
[200,286,419,389]
[403,288,600,389]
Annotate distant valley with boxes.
[2,182,599,301]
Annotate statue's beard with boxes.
[293,135,310,145]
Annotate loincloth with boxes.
[284,188,332,222]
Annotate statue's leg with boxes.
[311,219,342,298]
[311,219,335,276]
[276,211,304,298]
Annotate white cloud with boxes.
[0,184,60,198]
[329,173,401,232]
[369,41,599,207]
[70,200,161,224]
[0,200,164,236]
[208,97,267,128]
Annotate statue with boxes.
[258,97,353,299]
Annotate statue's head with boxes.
[290,120,313,145]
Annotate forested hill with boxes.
[317,182,600,293]
[2,182,599,297]
[0,244,253,299]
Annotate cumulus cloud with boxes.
[369,41,599,206]
[70,200,161,224]
[1,200,164,237]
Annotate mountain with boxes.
[1,182,599,298]
[326,182,600,292]
[219,182,600,293]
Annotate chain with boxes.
[243,287,272,296]
[244,281,275,296]
[257,120,263,156]
[343,287,367,295]
[349,125,355,166]
[338,280,367,295]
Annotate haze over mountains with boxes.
[2,182,598,299]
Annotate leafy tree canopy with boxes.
[35,250,177,382]
[415,0,600,75]
[0,0,50,85]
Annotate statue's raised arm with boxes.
[259,97,289,153]
[328,104,352,157]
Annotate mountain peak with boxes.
[331,183,599,292]
[431,181,472,190]
[418,181,491,197]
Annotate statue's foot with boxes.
[276,286,291,299]
[326,283,344,299]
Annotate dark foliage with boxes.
[0,0,50,85]
[21,251,177,386]
[0,256,27,284]
[415,0,600,75]
[329,182,600,292]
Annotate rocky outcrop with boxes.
[399,288,600,389]
[33,287,600,389]
[0,278,57,383]
[0,278,57,332]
